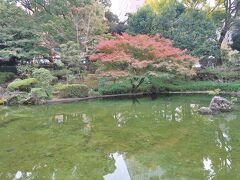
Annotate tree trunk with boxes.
[218,22,230,65]
[130,77,145,93]
[219,26,228,48]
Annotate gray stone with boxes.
[198,107,213,115]
[3,91,46,106]
[199,96,232,115]
[209,96,232,112]
[0,87,6,96]
[234,91,240,97]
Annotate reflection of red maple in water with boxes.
[90,33,198,77]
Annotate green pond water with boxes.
[0,95,240,180]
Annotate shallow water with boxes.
[0,95,240,180]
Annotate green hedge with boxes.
[98,78,151,95]
[59,84,89,98]
[0,72,15,84]
[98,77,240,95]
[31,88,49,99]
[8,78,37,92]
[150,80,240,92]
[51,69,70,79]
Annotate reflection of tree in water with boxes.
[1,95,240,179]
[203,119,234,179]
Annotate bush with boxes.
[88,89,101,97]
[59,84,89,98]
[0,72,15,84]
[17,65,37,77]
[98,78,151,95]
[53,83,68,91]
[51,69,70,79]
[199,67,240,81]
[149,80,240,92]
[30,88,49,99]
[8,78,37,92]
[33,68,54,96]
[33,68,54,84]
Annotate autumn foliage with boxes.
[90,33,198,77]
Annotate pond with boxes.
[0,95,240,180]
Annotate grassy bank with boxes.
[98,79,240,95]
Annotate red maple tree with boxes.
[90,33,198,78]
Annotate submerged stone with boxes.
[199,96,232,115]
[209,96,232,112]
[198,107,213,115]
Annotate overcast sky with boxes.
[110,0,145,21]
[110,0,216,17]
[110,0,121,14]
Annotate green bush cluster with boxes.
[53,83,68,91]
[30,88,49,99]
[59,84,89,98]
[33,68,54,97]
[0,72,15,84]
[98,78,151,95]
[148,80,240,92]
[97,75,240,95]
[200,68,240,81]
[51,69,70,79]
[88,89,101,97]
[33,68,54,84]
[8,78,37,92]
[17,65,36,77]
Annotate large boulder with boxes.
[2,91,46,105]
[209,96,232,112]
[198,96,232,115]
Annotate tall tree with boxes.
[218,0,240,48]
[172,10,220,58]
[0,0,47,61]
[127,3,219,58]
[127,6,155,35]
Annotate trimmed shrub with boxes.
[198,67,240,81]
[51,69,70,79]
[53,83,68,91]
[17,65,36,77]
[33,68,54,84]
[88,89,101,97]
[8,78,37,92]
[148,80,240,92]
[33,68,54,97]
[59,84,89,98]
[0,72,15,84]
[30,88,49,99]
[98,78,151,95]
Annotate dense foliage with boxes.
[58,84,89,98]
[7,78,37,91]
[172,11,220,58]
[127,3,220,58]
[1,0,240,102]
[90,33,198,77]
[231,24,240,51]
[0,0,47,60]
[32,68,54,97]
[0,72,15,84]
